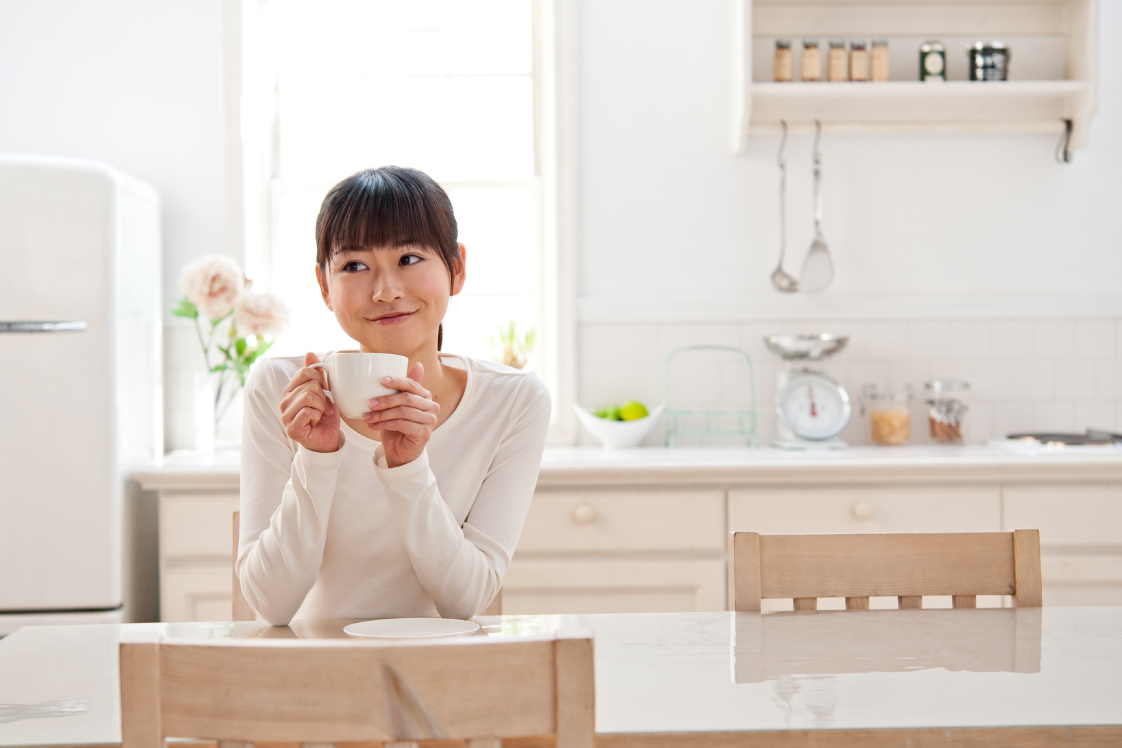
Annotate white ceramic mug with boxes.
[307,351,409,419]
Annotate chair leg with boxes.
[793,598,817,611]
[953,595,977,609]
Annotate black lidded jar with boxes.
[968,42,1010,81]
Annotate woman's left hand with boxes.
[363,362,440,468]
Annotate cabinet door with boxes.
[160,492,241,562]
[1003,485,1122,550]
[502,559,726,614]
[160,566,232,623]
[1004,485,1122,606]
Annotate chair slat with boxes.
[845,597,870,610]
[953,595,977,609]
[759,532,1016,599]
[898,596,922,609]
[158,640,557,742]
[793,598,817,611]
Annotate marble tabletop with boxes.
[2,608,1121,746]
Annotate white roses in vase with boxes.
[174,255,290,432]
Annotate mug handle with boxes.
[306,362,335,401]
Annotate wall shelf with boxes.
[732,0,1100,150]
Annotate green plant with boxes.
[491,319,535,370]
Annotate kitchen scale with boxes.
[764,334,851,450]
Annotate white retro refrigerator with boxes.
[0,154,162,634]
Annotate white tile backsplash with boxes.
[577,317,1122,446]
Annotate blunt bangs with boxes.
[315,166,459,274]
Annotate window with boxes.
[241,0,573,438]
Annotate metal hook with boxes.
[1056,119,1073,164]
[812,120,822,167]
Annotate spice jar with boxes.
[920,41,946,81]
[827,40,848,81]
[774,39,793,82]
[871,40,890,81]
[849,40,869,82]
[860,384,913,445]
[925,379,970,443]
[801,39,822,81]
[968,42,1010,81]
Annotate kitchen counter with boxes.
[133,442,1122,491]
[132,443,1122,619]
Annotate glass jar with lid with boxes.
[860,384,913,445]
[925,379,970,443]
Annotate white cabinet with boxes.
[157,490,239,623]
[136,450,1122,621]
[509,489,728,614]
[1004,485,1122,606]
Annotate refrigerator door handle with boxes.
[0,321,88,333]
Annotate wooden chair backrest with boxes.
[231,511,503,621]
[732,529,1042,612]
[120,631,594,748]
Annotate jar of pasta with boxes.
[860,384,913,445]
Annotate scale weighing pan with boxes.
[764,334,848,361]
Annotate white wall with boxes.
[573,0,1122,445]
[0,0,237,453]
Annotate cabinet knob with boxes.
[852,500,876,520]
[573,504,597,525]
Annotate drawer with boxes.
[159,492,240,561]
[1003,485,1122,549]
[517,489,725,554]
[502,558,726,614]
[729,486,1002,535]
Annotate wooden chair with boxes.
[119,629,594,748]
[732,529,1043,612]
[232,511,503,621]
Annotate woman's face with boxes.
[316,243,466,355]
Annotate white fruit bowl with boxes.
[574,404,665,449]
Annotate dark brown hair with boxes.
[315,166,461,349]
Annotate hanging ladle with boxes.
[799,120,835,293]
[770,121,798,293]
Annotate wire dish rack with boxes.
[663,345,758,447]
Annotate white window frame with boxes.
[235,0,577,443]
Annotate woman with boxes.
[236,166,551,626]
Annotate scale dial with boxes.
[776,372,851,441]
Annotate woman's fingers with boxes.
[368,418,430,437]
[280,385,328,421]
[366,390,439,414]
[286,406,322,438]
[377,375,431,401]
[364,404,438,428]
[282,366,327,396]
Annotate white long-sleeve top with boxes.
[236,353,551,626]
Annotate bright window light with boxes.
[263,0,539,366]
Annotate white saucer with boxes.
[343,618,481,639]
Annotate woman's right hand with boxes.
[279,352,342,453]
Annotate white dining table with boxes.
[1,608,1121,747]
